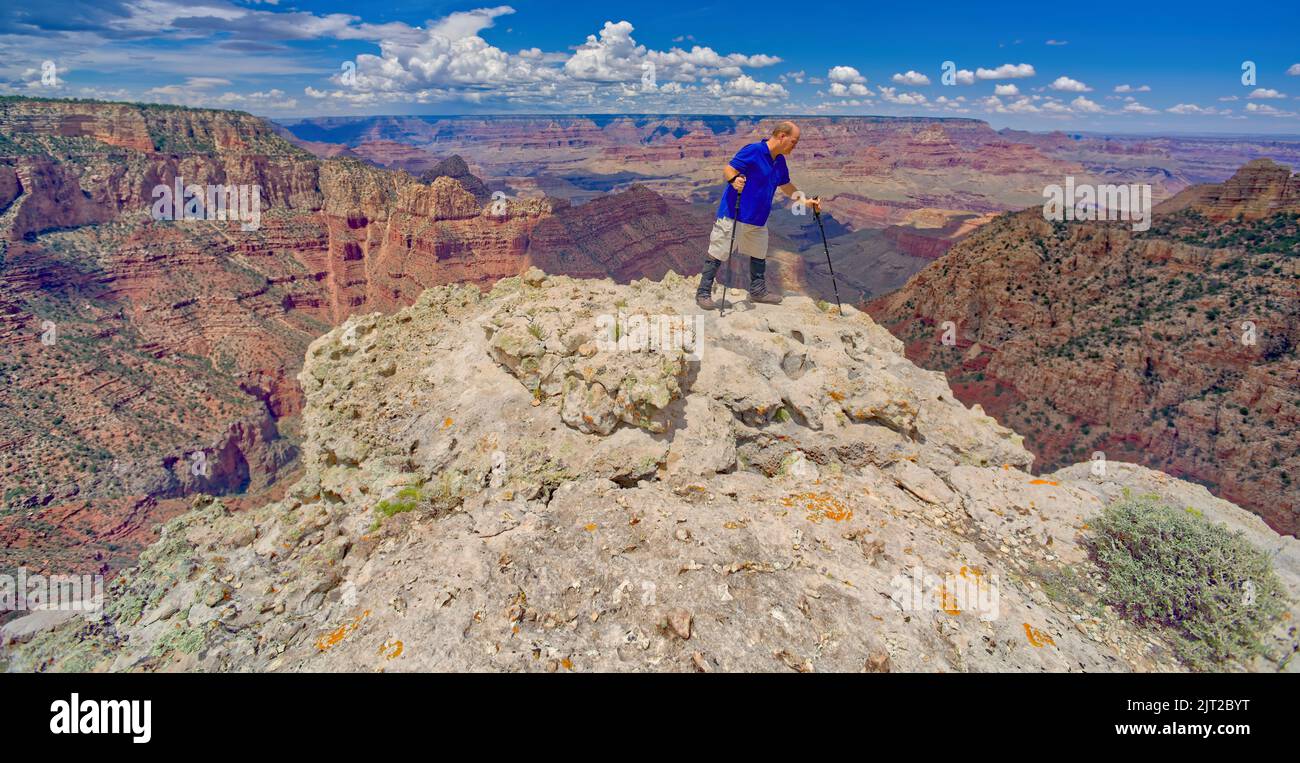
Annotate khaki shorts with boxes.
[707,217,769,262]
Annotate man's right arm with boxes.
[724,162,746,192]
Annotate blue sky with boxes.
[2,0,1299,133]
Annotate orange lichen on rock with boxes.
[316,610,372,652]
[782,492,853,523]
[378,639,404,660]
[939,583,961,616]
[1023,623,1056,648]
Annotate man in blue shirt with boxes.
[696,121,822,310]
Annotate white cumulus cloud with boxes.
[308,11,783,110]
[877,86,927,105]
[1245,102,1296,116]
[1049,76,1091,92]
[828,66,867,85]
[829,82,871,97]
[975,63,1035,80]
[1123,101,1157,114]
[1071,96,1103,113]
[891,70,930,86]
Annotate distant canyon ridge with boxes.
[278,112,1300,301]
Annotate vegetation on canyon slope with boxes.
[1087,493,1289,670]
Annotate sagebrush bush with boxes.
[1086,494,1288,670]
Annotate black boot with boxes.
[696,256,722,310]
[749,256,782,304]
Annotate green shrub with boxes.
[374,486,425,520]
[1086,495,1288,670]
[151,622,206,657]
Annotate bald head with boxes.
[767,120,801,156]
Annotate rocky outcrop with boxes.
[418,155,492,203]
[0,98,155,152]
[869,161,1300,535]
[1156,158,1300,221]
[4,271,1294,672]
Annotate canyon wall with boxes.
[0,98,713,576]
[869,160,1300,534]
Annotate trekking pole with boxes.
[813,204,842,316]
[719,180,743,317]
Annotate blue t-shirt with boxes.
[716,141,791,226]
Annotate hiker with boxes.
[696,121,822,310]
